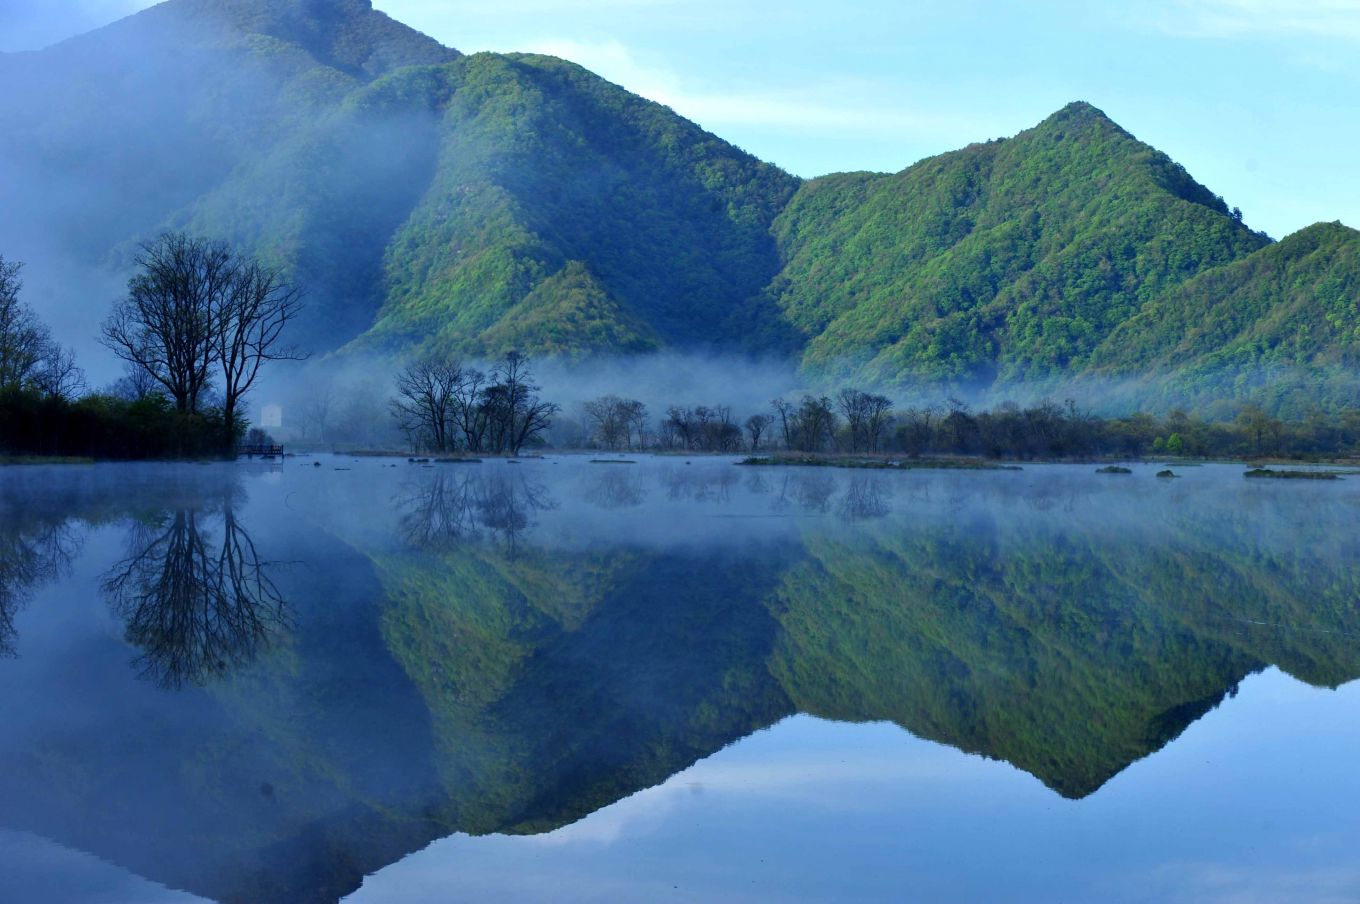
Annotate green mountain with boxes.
[1086,220,1360,412]
[2,0,1357,409]
[765,102,1270,384]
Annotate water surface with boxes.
[1,456,1357,903]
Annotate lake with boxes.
[1,456,1358,903]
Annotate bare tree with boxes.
[584,395,631,450]
[837,389,894,452]
[584,395,646,450]
[450,367,489,452]
[392,356,465,452]
[215,260,304,449]
[771,398,795,451]
[296,378,337,442]
[33,343,85,402]
[745,413,774,451]
[624,399,649,450]
[102,234,232,415]
[109,362,163,402]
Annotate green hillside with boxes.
[354,52,800,358]
[1086,221,1360,412]
[765,102,1270,386]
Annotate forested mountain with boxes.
[2,0,1357,410]
[766,102,1271,383]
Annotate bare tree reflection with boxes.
[660,467,739,503]
[582,467,647,510]
[837,475,893,522]
[399,471,556,553]
[102,503,288,689]
[0,516,81,657]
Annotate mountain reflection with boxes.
[102,499,288,690]
[2,460,1360,903]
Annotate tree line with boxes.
[575,393,1360,461]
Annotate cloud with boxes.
[1150,0,1360,41]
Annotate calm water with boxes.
[1,456,1358,903]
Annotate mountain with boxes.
[0,0,799,355]
[1085,220,1360,413]
[765,102,1270,385]
[1,0,1356,411]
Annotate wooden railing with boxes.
[240,444,284,458]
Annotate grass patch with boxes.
[1244,468,1343,480]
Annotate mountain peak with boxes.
[68,0,456,77]
[1031,100,1123,137]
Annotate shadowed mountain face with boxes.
[2,460,1359,902]
[3,1,1358,408]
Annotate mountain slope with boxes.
[354,52,800,358]
[1085,221,1360,411]
[765,102,1271,386]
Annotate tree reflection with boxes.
[581,466,647,509]
[102,502,288,689]
[0,516,81,657]
[836,475,893,522]
[399,470,556,552]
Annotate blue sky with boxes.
[5,0,1359,239]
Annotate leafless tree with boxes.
[449,367,489,452]
[101,234,232,415]
[215,260,305,448]
[584,395,646,450]
[296,378,337,442]
[101,233,302,450]
[32,343,85,402]
[745,413,774,451]
[391,356,465,452]
[837,388,894,452]
[771,398,796,450]
[108,362,163,402]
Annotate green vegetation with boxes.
[1096,465,1132,474]
[766,103,1268,384]
[1243,468,1342,480]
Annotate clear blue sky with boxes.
[4,0,1358,239]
